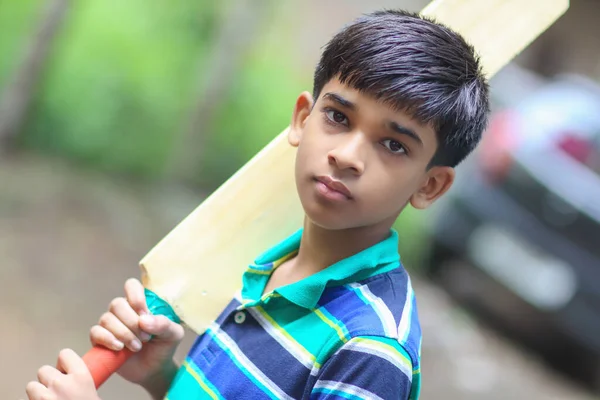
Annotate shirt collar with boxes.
[243,228,401,309]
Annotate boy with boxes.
[26,9,489,400]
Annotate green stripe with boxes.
[353,336,412,367]
[265,303,332,358]
[254,305,321,369]
[409,369,421,400]
[166,358,224,400]
[315,308,350,342]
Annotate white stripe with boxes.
[245,307,321,375]
[342,339,412,380]
[313,380,384,400]
[208,322,295,400]
[234,290,243,302]
[397,275,414,344]
[348,283,398,338]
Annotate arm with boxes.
[142,357,180,400]
[26,279,185,400]
[309,336,417,400]
[25,350,179,400]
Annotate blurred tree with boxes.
[0,0,69,152]
[20,0,220,178]
[0,0,307,189]
[167,0,274,183]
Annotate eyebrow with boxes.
[323,92,357,111]
[389,121,423,147]
[323,92,424,146]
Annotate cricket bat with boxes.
[82,0,569,388]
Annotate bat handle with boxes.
[82,346,134,388]
[81,288,180,388]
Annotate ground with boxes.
[1,155,595,399]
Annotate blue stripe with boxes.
[206,328,281,399]
[187,335,274,400]
[363,268,421,368]
[314,342,412,399]
[345,284,391,335]
[219,309,310,398]
[311,388,364,400]
[364,269,408,318]
[315,304,350,339]
[319,284,387,338]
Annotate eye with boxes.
[381,139,407,155]
[325,109,349,126]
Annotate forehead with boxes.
[318,78,439,151]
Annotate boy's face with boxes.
[289,78,455,233]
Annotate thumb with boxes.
[57,348,89,375]
[139,314,184,342]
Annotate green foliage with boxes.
[17,0,219,177]
[2,0,309,185]
[200,53,309,188]
[394,207,430,272]
[0,0,41,90]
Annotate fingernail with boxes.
[112,340,124,351]
[140,332,152,342]
[130,339,142,352]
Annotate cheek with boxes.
[363,164,420,206]
[296,129,327,167]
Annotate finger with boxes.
[37,365,62,388]
[108,296,151,342]
[139,314,185,342]
[124,278,148,316]
[90,324,125,351]
[26,381,54,400]
[57,348,89,375]
[99,311,142,352]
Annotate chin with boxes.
[301,202,358,230]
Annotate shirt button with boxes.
[234,311,246,324]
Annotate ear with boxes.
[288,91,314,147]
[409,166,455,209]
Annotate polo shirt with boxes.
[165,228,422,399]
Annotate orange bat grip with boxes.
[82,345,134,388]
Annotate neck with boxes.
[294,216,393,275]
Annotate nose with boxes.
[327,134,365,175]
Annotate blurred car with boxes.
[425,73,600,383]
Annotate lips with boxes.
[315,176,352,199]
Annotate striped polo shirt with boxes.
[166,228,422,399]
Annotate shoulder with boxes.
[310,335,419,400]
[339,335,414,377]
[318,266,422,370]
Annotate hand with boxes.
[26,348,100,400]
[89,278,185,390]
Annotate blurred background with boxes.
[1,0,600,399]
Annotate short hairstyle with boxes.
[313,10,490,168]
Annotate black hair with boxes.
[313,10,490,168]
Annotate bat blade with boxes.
[420,0,569,78]
[139,0,569,335]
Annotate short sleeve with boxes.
[308,336,415,400]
